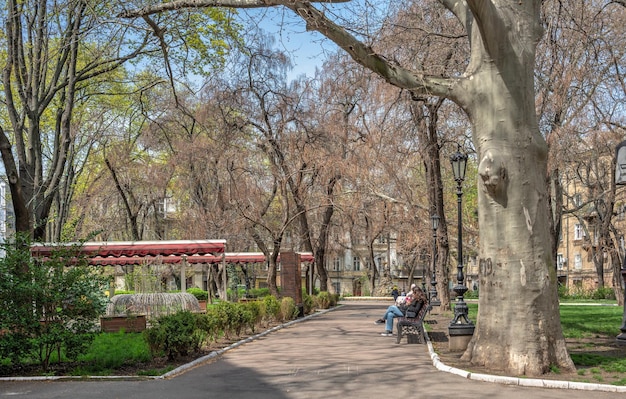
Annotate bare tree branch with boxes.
[120,0,463,101]
[118,0,350,18]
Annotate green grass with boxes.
[464,302,623,339]
[559,305,622,338]
[73,331,152,375]
[464,301,626,385]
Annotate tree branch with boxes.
[118,0,350,18]
[120,0,463,100]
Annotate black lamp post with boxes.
[421,255,427,293]
[450,147,474,330]
[430,214,441,306]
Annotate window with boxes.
[574,253,582,270]
[557,253,565,270]
[353,256,361,271]
[332,282,340,294]
[332,257,341,271]
[574,224,584,240]
[573,193,582,207]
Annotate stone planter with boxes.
[197,300,207,311]
[100,315,146,333]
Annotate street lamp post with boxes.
[430,214,441,306]
[421,256,427,293]
[449,147,475,343]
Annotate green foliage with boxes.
[205,301,232,339]
[591,287,616,300]
[248,287,270,298]
[302,291,315,315]
[263,295,281,322]
[330,293,340,307]
[315,291,331,309]
[558,285,616,301]
[113,290,135,295]
[76,332,151,374]
[0,236,108,371]
[280,297,299,321]
[186,287,208,301]
[143,311,206,360]
[464,289,479,299]
[241,301,264,333]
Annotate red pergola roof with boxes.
[30,240,226,258]
[87,252,314,266]
[30,241,313,265]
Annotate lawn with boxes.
[462,301,626,385]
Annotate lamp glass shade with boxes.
[431,214,440,231]
[450,149,468,181]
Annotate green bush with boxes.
[280,297,299,321]
[242,301,264,332]
[558,286,616,301]
[302,291,315,315]
[186,287,208,301]
[262,295,281,322]
[210,301,237,339]
[464,289,479,299]
[0,236,109,371]
[113,290,135,295]
[248,287,270,298]
[316,291,331,309]
[143,311,205,360]
[591,287,616,300]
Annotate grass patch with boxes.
[559,305,622,338]
[74,331,152,374]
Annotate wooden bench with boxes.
[396,304,432,344]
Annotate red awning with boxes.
[87,253,314,266]
[30,240,226,258]
[31,241,313,266]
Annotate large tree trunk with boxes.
[462,65,574,374]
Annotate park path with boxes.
[0,301,622,399]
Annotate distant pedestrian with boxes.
[391,286,399,301]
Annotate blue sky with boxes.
[238,6,341,80]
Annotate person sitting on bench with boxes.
[376,286,427,336]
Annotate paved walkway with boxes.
[0,301,623,398]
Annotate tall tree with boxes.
[0,0,239,240]
[121,0,586,376]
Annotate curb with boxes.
[423,328,626,393]
[0,307,337,383]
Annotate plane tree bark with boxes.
[121,0,574,375]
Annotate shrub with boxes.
[248,287,270,298]
[0,236,109,371]
[262,295,281,322]
[242,301,264,332]
[143,311,205,360]
[210,301,237,339]
[316,291,331,309]
[302,291,315,315]
[280,297,299,321]
[113,290,135,295]
[591,287,616,300]
[186,287,208,301]
[464,289,479,299]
